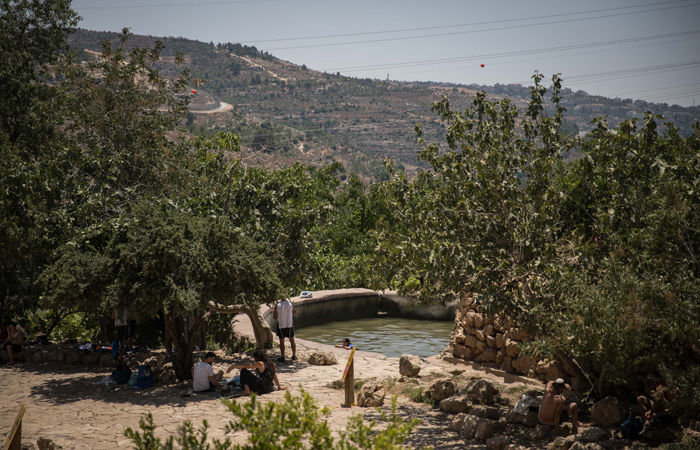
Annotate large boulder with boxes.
[425,378,457,402]
[569,443,605,450]
[356,382,385,407]
[475,419,505,441]
[466,379,501,405]
[485,435,510,450]
[590,396,628,427]
[399,354,421,377]
[470,405,502,420]
[439,394,472,414]
[451,413,481,440]
[308,351,338,366]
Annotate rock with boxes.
[476,330,486,342]
[474,314,485,328]
[466,379,501,405]
[32,350,47,363]
[487,335,497,348]
[484,324,495,337]
[398,354,421,377]
[49,349,66,362]
[486,435,510,450]
[155,362,177,385]
[569,443,605,450]
[512,355,536,374]
[450,413,468,434]
[425,378,457,402]
[475,419,504,440]
[534,424,552,440]
[479,348,498,363]
[99,354,114,367]
[505,340,521,357]
[590,397,628,427]
[575,427,612,443]
[82,353,101,365]
[37,437,62,450]
[308,351,337,366]
[328,379,344,389]
[551,435,576,450]
[21,441,37,450]
[65,349,83,364]
[356,382,385,407]
[496,333,506,348]
[521,410,539,427]
[470,405,502,420]
[453,343,475,360]
[460,415,482,440]
[439,394,472,414]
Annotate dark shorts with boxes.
[3,342,22,353]
[276,327,295,339]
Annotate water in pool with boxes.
[294,317,455,358]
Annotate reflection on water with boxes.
[294,317,455,358]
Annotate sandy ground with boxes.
[0,337,544,450]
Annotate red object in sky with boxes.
[191,89,197,94]
[480,64,485,68]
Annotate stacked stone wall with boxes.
[449,294,573,385]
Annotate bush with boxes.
[125,389,430,450]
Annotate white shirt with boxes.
[192,361,214,392]
[276,300,294,329]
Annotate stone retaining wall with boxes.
[449,294,583,387]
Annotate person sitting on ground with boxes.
[335,338,354,350]
[226,350,285,396]
[1,321,26,364]
[538,378,580,433]
[637,382,673,429]
[192,351,225,393]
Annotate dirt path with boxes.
[0,339,542,449]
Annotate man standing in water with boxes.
[273,298,296,362]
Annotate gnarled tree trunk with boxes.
[207,301,273,349]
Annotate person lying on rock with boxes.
[192,351,225,393]
[227,350,285,396]
[538,378,580,432]
[335,338,354,350]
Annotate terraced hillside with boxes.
[69,29,700,180]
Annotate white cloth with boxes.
[276,300,294,329]
[114,310,127,327]
[192,361,214,392]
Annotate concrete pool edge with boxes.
[231,288,456,359]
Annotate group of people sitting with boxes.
[192,350,285,396]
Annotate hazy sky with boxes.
[73,0,700,107]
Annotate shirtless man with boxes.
[538,378,580,432]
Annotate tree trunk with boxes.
[554,350,598,397]
[164,311,205,381]
[207,301,273,349]
[244,306,274,349]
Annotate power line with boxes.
[75,0,283,10]
[261,2,700,51]
[323,30,700,73]
[243,0,696,44]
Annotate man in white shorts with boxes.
[273,298,296,362]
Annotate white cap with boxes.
[555,378,565,385]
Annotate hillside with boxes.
[69,29,700,179]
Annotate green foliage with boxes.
[375,73,700,398]
[125,390,429,450]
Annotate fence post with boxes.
[4,405,26,450]
[342,347,356,407]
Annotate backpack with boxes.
[111,361,132,384]
[134,364,154,388]
[621,414,644,439]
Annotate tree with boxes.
[42,202,284,380]
[0,0,79,322]
[375,73,574,318]
[374,73,700,404]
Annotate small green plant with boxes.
[125,389,431,449]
